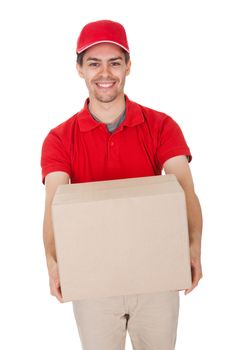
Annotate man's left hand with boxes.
[184,246,203,295]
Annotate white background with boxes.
[0,0,226,349]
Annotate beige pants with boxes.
[72,291,179,350]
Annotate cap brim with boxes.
[77,40,130,54]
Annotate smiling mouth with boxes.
[95,82,116,88]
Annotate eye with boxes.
[88,62,99,67]
[111,61,121,66]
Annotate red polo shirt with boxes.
[41,95,192,184]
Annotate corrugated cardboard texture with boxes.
[52,175,192,302]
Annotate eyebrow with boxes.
[86,56,123,62]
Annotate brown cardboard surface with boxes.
[52,174,192,302]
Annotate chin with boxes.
[95,94,118,103]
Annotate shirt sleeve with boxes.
[156,114,192,169]
[40,130,71,184]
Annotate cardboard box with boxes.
[52,174,192,302]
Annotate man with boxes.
[41,20,202,350]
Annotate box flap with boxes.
[53,174,183,205]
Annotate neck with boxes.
[88,94,126,124]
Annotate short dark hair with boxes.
[76,49,130,66]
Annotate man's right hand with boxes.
[48,258,63,303]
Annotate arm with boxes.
[43,171,70,302]
[163,155,203,295]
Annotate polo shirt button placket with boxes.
[107,137,115,160]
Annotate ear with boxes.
[125,59,131,76]
[76,63,84,78]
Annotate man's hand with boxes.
[48,258,63,303]
[184,245,203,295]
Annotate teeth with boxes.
[96,82,115,88]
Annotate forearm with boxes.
[42,172,70,269]
[163,156,203,293]
[43,204,63,302]
[185,191,203,257]
[43,206,57,269]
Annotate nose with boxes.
[98,63,112,77]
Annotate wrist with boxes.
[46,255,57,271]
[189,244,201,260]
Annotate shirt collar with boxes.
[77,95,144,132]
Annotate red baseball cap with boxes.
[76,20,130,54]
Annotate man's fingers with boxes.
[50,278,63,303]
[184,263,203,295]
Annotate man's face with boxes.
[76,43,131,104]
